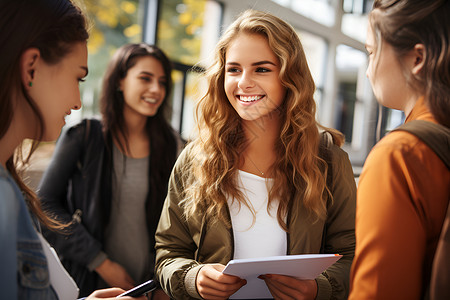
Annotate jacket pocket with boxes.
[17,240,57,300]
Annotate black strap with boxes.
[319,132,333,254]
[392,120,450,170]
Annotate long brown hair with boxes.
[183,9,343,230]
[370,0,450,128]
[99,43,178,223]
[0,0,89,228]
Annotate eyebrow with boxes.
[81,66,88,77]
[139,71,154,76]
[226,60,277,66]
[139,71,167,80]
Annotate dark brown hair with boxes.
[0,0,89,228]
[370,0,450,127]
[99,43,178,224]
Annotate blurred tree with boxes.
[80,0,142,116]
[157,0,206,66]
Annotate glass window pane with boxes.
[157,0,212,66]
[297,30,327,89]
[76,0,142,124]
[341,0,372,43]
[385,109,405,131]
[335,44,367,143]
[296,30,327,111]
[182,71,206,140]
[169,70,185,132]
[272,0,337,27]
[342,13,369,43]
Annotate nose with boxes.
[365,60,371,79]
[148,80,163,94]
[237,71,255,89]
[73,98,82,110]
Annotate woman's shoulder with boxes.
[62,118,103,140]
[174,141,196,167]
[371,129,427,158]
[364,129,438,175]
[0,167,21,217]
[319,131,350,164]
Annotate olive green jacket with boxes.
[155,138,356,300]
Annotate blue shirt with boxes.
[0,165,58,299]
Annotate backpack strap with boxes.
[429,201,450,300]
[318,131,333,254]
[392,120,450,170]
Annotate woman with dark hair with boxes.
[38,43,181,299]
[349,0,450,299]
[155,9,356,300]
[0,0,139,299]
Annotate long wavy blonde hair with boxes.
[183,9,343,230]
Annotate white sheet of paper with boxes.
[37,233,79,300]
[222,254,342,299]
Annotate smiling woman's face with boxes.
[29,41,87,141]
[224,32,286,123]
[119,56,167,120]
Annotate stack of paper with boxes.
[222,254,342,299]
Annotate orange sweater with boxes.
[349,98,450,300]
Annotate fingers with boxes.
[262,277,296,300]
[258,274,317,300]
[197,264,247,299]
[85,287,126,299]
[96,260,135,290]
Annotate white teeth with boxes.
[143,98,157,104]
[239,95,263,102]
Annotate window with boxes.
[157,0,208,66]
[272,0,337,27]
[335,44,367,144]
[156,0,222,138]
[297,30,327,109]
[71,0,143,126]
[342,0,373,42]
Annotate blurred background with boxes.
[25,0,406,190]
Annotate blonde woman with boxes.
[155,9,356,300]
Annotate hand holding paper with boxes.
[196,264,247,299]
[259,274,317,300]
[222,254,342,299]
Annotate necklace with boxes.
[246,155,266,177]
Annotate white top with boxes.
[227,170,287,259]
[37,232,79,300]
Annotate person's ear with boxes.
[411,44,425,75]
[118,78,126,94]
[20,48,40,89]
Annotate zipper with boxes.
[72,209,82,223]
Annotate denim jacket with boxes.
[0,165,58,300]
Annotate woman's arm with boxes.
[154,149,203,299]
[0,180,19,299]
[38,120,103,266]
[317,144,356,300]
